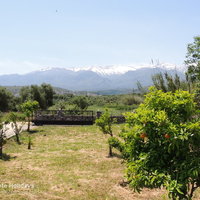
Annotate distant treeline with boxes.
[0,83,144,113]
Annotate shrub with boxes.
[123,95,143,105]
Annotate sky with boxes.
[0,0,199,74]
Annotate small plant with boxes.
[7,112,26,144]
[20,100,39,132]
[95,109,114,157]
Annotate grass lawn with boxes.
[0,125,199,200]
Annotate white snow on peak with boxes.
[71,65,140,76]
[37,62,185,76]
[39,67,53,72]
[69,63,185,76]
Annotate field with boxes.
[0,125,199,200]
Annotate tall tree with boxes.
[152,72,185,92]
[19,86,31,102]
[152,73,167,92]
[0,87,15,112]
[185,36,200,82]
[19,84,54,109]
[41,83,54,108]
[30,85,45,109]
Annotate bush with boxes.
[110,87,200,199]
[123,95,143,105]
[72,96,89,110]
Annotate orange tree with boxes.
[95,109,114,157]
[109,87,200,199]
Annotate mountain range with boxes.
[0,63,185,93]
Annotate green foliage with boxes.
[0,87,15,112]
[96,109,114,157]
[20,100,39,117]
[152,72,187,92]
[41,83,54,108]
[72,96,89,110]
[123,95,143,105]
[7,112,26,144]
[194,82,200,108]
[20,100,39,131]
[95,109,113,136]
[19,84,54,109]
[185,36,200,83]
[52,100,68,110]
[108,137,124,153]
[136,81,148,94]
[52,92,142,115]
[110,87,200,199]
[7,112,25,123]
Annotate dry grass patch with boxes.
[0,125,199,200]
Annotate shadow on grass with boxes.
[0,153,17,161]
[107,152,123,159]
[28,129,44,134]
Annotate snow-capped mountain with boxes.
[0,63,185,92]
[70,63,184,76]
[39,63,185,76]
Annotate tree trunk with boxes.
[27,118,30,132]
[108,144,113,157]
[15,133,21,144]
[108,133,113,157]
[188,182,196,200]
[28,142,31,150]
[28,136,31,150]
[0,140,3,158]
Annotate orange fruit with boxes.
[164,133,170,139]
[140,133,147,138]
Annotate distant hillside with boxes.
[4,86,102,96]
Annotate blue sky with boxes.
[0,0,199,74]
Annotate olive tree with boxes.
[7,112,26,144]
[72,96,89,110]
